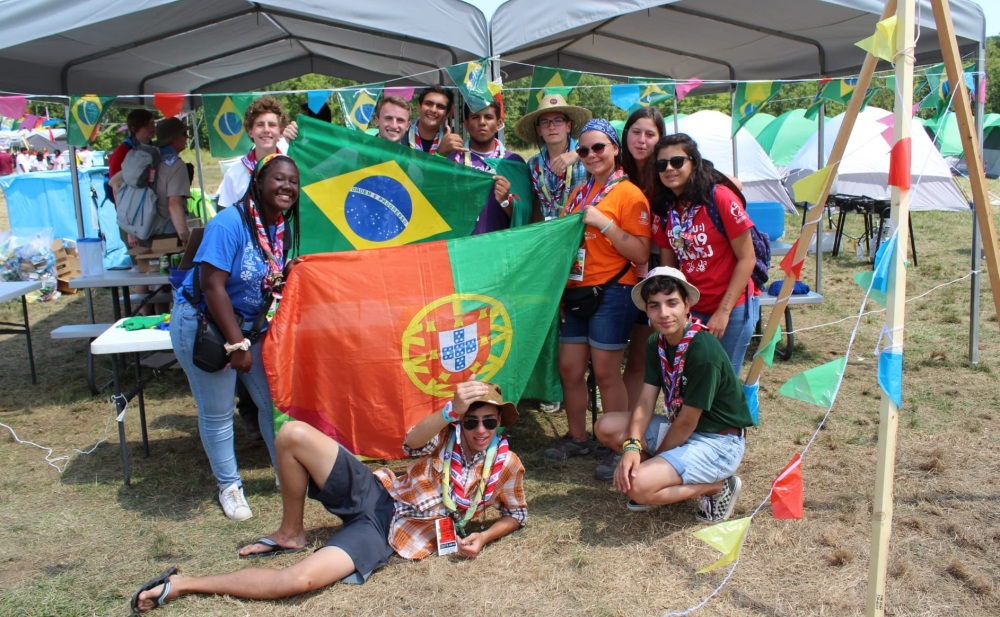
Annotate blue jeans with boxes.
[170,301,277,489]
[693,294,760,378]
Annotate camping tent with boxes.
[785,106,968,212]
[756,108,824,172]
[742,112,775,139]
[674,110,797,213]
[924,111,1000,179]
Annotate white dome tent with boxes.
[784,106,968,212]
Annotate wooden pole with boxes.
[745,0,897,385]
[930,0,1000,329]
[865,0,913,613]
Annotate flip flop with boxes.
[239,537,309,559]
[130,566,177,613]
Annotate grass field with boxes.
[0,167,999,616]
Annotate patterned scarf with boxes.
[462,138,505,169]
[249,153,287,298]
[666,202,703,261]
[407,123,445,154]
[440,423,509,537]
[240,145,284,173]
[560,167,627,217]
[658,318,706,422]
[530,141,577,220]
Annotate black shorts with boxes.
[307,448,396,582]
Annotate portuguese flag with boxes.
[264,215,583,459]
[290,116,495,256]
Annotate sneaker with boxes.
[538,401,561,413]
[219,482,253,521]
[626,499,655,512]
[695,475,742,523]
[594,451,621,481]
[542,434,593,462]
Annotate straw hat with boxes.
[631,266,701,310]
[470,382,519,427]
[514,93,592,144]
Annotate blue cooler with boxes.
[746,201,785,243]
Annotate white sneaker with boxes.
[219,482,253,521]
[538,401,561,413]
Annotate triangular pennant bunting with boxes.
[693,517,752,573]
[878,351,903,407]
[771,454,804,519]
[68,95,115,146]
[778,357,847,408]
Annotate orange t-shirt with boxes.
[561,178,651,288]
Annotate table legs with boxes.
[109,353,132,486]
[21,295,36,384]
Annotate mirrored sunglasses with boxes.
[654,156,693,172]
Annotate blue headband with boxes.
[580,118,620,148]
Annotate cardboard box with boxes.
[57,279,78,294]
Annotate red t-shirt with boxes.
[652,184,754,314]
[0,151,13,176]
[107,143,130,179]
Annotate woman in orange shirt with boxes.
[543,119,652,463]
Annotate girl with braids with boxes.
[171,154,301,521]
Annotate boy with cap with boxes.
[593,267,753,523]
[131,379,527,612]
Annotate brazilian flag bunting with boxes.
[336,84,383,132]
[202,94,254,158]
[67,95,116,146]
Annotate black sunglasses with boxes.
[654,156,693,172]
[462,417,499,430]
[575,142,612,158]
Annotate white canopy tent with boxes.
[674,110,798,213]
[785,106,970,212]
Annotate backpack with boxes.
[702,179,771,290]
[116,144,167,240]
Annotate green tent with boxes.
[662,113,688,134]
[923,111,1000,157]
[756,108,822,168]
[741,112,775,139]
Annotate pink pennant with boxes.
[888,137,911,190]
[978,75,987,105]
[0,96,27,119]
[384,87,415,102]
[154,93,186,118]
[20,114,39,130]
[771,454,804,519]
[875,113,894,146]
[675,79,702,102]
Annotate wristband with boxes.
[623,444,642,454]
[622,437,641,450]
[224,338,251,354]
[440,401,461,423]
[600,220,614,234]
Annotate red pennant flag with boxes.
[154,93,185,118]
[888,137,911,190]
[771,453,804,519]
[780,238,804,280]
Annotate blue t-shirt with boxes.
[175,205,278,323]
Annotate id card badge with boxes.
[436,517,459,556]
[654,419,671,453]
[568,248,585,282]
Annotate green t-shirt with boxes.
[644,330,754,433]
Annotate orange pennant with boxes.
[888,137,911,190]
[772,454,804,519]
[780,238,804,280]
[154,93,186,118]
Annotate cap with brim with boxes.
[469,382,519,427]
[153,117,187,148]
[631,266,701,311]
[514,93,592,144]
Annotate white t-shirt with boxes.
[78,149,93,168]
[15,153,29,173]
[216,140,290,209]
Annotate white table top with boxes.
[69,269,170,289]
[91,317,173,355]
[0,280,43,303]
[759,291,824,306]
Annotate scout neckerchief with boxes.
[248,153,287,298]
[407,123,445,154]
[531,140,576,220]
[440,423,509,537]
[462,138,505,169]
[560,167,626,217]
[658,318,706,422]
[241,146,283,174]
[666,202,704,261]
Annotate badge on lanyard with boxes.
[436,517,459,556]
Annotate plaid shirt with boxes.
[374,427,527,560]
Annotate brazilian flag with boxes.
[67,95,115,146]
[290,116,496,255]
[336,84,383,132]
[732,81,782,136]
[203,94,254,158]
[526,66,584,113]
[629,78,674,113]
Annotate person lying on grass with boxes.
[131,380,527,612]
[593,267,754,522]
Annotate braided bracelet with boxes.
[224,338,251,355]
[600,220,615,234]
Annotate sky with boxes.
[970,0,999,37]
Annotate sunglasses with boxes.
[575,142,613,158]
[462,417,499,430]
[654,156,694,172]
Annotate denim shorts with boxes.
[559,283,638,351]
[644,415,745,485]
